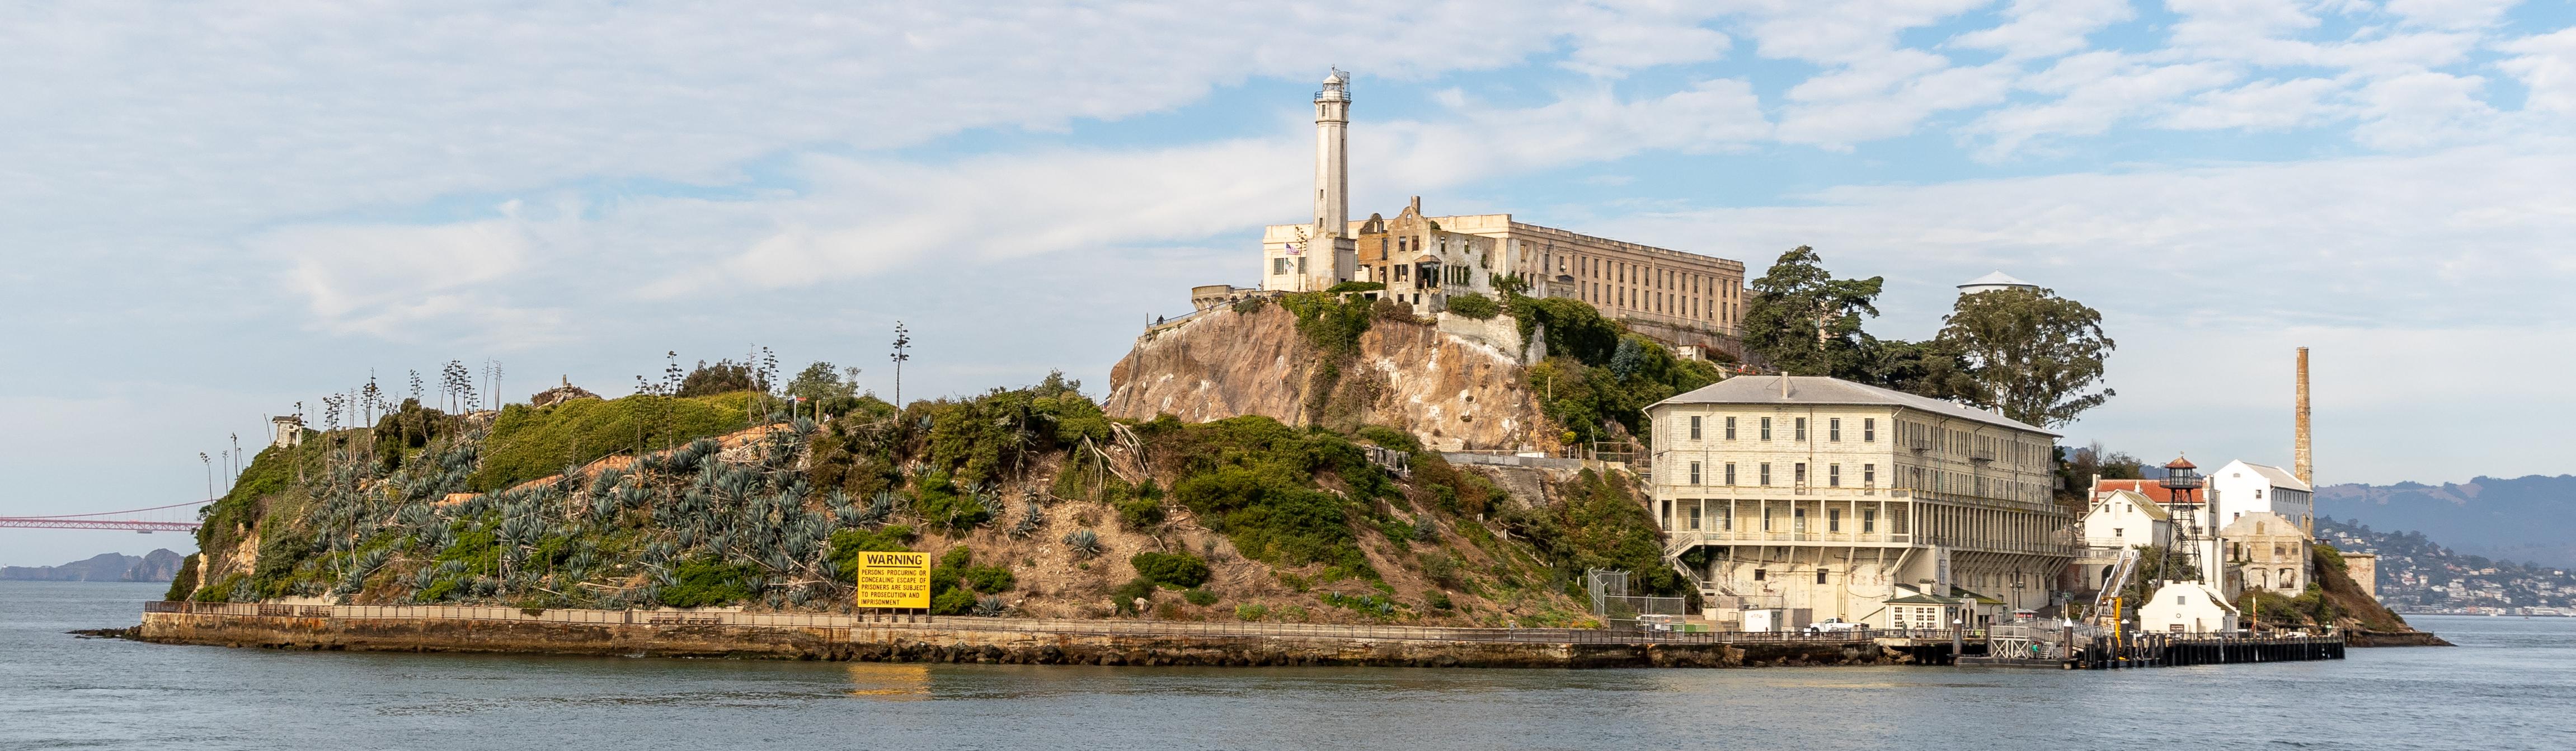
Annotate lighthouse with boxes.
[1261,69,1359,292]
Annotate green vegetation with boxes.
[921,371,1109,488]
[1444,292,1499,320]
[1130,551,1211,588]
[1742,245,2115,428]
[826,524,915,576]
[180,354,1618,628]
[472,392,753,491]
[1497,468,1688,598]
[1324,281,1385,293]
[1935,285,2116,428]
[928,546,1014,616]
[661,557,758,608]
[1501,295,1722,445]
[1275,291,1380,358]
[1149,416,1383,575]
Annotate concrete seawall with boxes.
[135,612,1909,669]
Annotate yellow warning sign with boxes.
[855,551,931,609]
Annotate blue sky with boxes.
[5,1,2575,565]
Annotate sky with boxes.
[4,1,2573,565]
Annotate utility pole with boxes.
[890,321,912,407]
[199,452,213,500]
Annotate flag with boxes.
[1284,243,1301,255]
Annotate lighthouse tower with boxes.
[1262,69,1358,292]
[1314,69,1352,260]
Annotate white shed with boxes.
[2138,582,2240,635]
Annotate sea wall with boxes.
[135,612,1905,669]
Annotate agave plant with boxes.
[972,594,1009,617]
[1009,499,1044,538]
[1063,529,1102,557]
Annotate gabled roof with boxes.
[2096,478,2199,504]
[1884,594,1961,605]
[2217,459,2312,492]
[2089,489,2170,521]
[1653,375,2054,435]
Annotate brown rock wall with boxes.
[1104,306,1546,452]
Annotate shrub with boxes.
[1354,425,1422,455]
[1235,603,1268,621]
[1325,280,1385,293]
[911,471,991,531]
[931,588,977,616]
[660,557,758,608]
[1445,293,1499,320]
[1427,591,1454,611]
[827,525,915,581]
[1130,552,1210,588]
[1115,494,1165,529]
[1183,588,1220,607]
[1111,577,1157,614]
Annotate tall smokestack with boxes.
[2295,346,2312,487]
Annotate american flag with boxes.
[1284,243,1301,255]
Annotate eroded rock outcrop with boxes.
[1104,304,1548,452]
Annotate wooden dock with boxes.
[1959,633,2345,669]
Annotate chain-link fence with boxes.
[1587,569,1688,628]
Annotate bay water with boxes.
[6,580,2569,750]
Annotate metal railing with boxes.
[139,601,1902,646]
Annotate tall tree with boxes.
[1935,287,2116,428]
[783,361,858,402]
[1742,246,1888,380]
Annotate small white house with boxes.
[2207,459,2314,532]
[2138,582,2240,635]
[2082,489,2173,550]
[2076,489,2172,590]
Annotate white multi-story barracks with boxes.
[1646,375,2077,630]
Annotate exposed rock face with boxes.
[1104,304,1548,452]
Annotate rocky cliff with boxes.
[1103,303,1549,452]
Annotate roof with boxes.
[1884,594,1961,605]
[2221,460,2312,492]
[2091,489,2170,521]
[1950,587,2006,605]
[2095,478,2199,504]
[1654,375,2055,435]
[1958,271,2034,289]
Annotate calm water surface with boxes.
[5,580,2571,750]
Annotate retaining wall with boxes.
[134,611,1902,669]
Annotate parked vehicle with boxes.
[1806,618,1867,634]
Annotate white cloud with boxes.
[258,217,543,336]
[1966,53,2240,156]
[2163,77,2348,129]
[1778,53,2016,147]
[2384,0,2523,30]
[1949,0,2138,59]
[2351,71,2500,148]
[2499,28,2576,114]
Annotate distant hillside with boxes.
[2319,475,2576,568]
[2,549,186,582]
